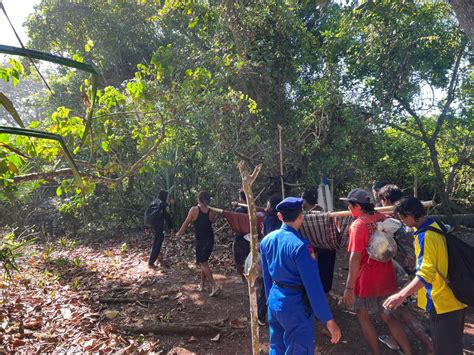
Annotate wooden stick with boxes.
[237,202,265,210]
[238,161,262,355]
[255,186,266,202]
[208,206,224,213]
[323,200,434,218]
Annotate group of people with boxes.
[144,183,467,355]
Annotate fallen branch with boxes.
[121,323,222,336]
[99,297,166,304]
[13,168,117,184]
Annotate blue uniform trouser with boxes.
[267,291,315,354]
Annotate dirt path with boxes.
[0,226,473,353]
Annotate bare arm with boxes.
[383,277,425,310]
[176,207,197,237]
[343,251,362,305]
[209,210,219,223]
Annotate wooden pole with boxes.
[208,206,224,214]
[237,202,265,210]
[238,161,262,355]
[322,183,328,212]
[330,177,334,212]
[414,174,418,198]
[323,200,434,218]
[277,124,285,198]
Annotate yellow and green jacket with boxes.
[414,219,467,314]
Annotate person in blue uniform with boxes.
[260,197,342,354]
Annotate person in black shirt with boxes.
[176,191,221,297]
[148,190,173,268]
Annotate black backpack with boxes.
[144,201,163,227]
[415,222,474,306]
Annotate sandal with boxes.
[209,286,222,297]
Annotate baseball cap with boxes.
[372,181,385,191]
[340,188,371,204]
[276,197,303,211]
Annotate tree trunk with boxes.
[238,161,263,355]
[448,0,474,46]
[425,141,465,217]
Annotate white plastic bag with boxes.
[367,218,400,262]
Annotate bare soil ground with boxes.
[0,225,473,354]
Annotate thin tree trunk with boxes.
[425,141,464,217]
[238,161,263,355]
[278,124,285,198]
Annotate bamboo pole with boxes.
[237,202,265,210]
[277,124,285,198]
[238,161,262,355]
[208,206,224,214]
[322,200,434,218]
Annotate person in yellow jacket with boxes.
[383,196,467,355]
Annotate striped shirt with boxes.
[414,219,466,314]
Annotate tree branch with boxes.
[12,118,183,186]
[0,143,31,159]
[13,168,117,184]
[381,113,422,140]
[432,46,465,141]
[394,95,428,140]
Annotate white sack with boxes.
[367,218,400,262]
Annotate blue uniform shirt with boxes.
[260,224,333,323]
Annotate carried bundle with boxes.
[366,218,401,262]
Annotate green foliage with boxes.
[0,0,472,236]
[0,58,24,86]
[0,231,33,281]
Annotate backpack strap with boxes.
[414,224,446,237]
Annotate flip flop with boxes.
[378,335,400,351]
[209,286,222,297]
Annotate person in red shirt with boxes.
[341,188,411,355]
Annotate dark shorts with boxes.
[430,307,466,355]
[353,296,387,315]
[315,248,336,293]
[233,235,250,266]
[196,237,214,263]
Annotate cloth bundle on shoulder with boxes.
[299,213,353,250]
[222,210,264,237]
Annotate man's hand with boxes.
[175,231,182,238]
[326,320,342,344]
[383,293,405,311]
[343,288,355,306]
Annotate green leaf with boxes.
[85,39,95,52]
[101,141,110,152]
[0,92,25,128]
